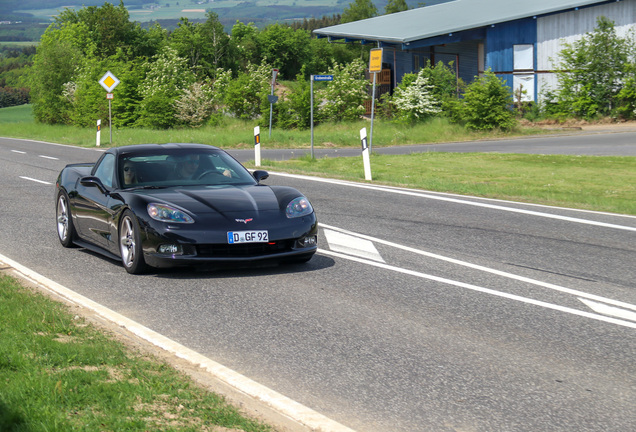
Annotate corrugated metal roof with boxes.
[314,0,611,43]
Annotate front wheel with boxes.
[56,190,77,248]
[119,210,148,275]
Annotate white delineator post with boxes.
[96,120,101,147]
[254,126,261,167]
[360,128,372,181]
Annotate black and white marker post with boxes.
[254,126,261,166]
[96,119,101,147]
[360,127,372,181]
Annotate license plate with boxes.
[227,230,269,244]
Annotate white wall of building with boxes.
[536,0,636,100]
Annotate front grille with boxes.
[196,240,295,258]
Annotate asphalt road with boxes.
[1,136,635,431]
[229,129,636,162]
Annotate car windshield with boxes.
[118,149,257,189]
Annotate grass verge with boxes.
[0,274,273,432]
[251,152,636,216]
[0,105,545,149]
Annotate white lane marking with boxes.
[20,176,52,185]
[4,137,104,152]
[324,228,385,262]
[11,150,26,154]
[39,155,59,160]
[0,253,355,432]
[273,172,636,231]
[579,298,636,323]
[320,223,636,313]
[318,248,636,330]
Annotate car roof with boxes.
[109,143,221,156]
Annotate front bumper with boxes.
[140,215,318,268]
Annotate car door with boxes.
[73,153,117,249]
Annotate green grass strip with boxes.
[253,152,636,216]
[0,275,272,432]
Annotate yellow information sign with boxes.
[369,48,383,73]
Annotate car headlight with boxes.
[286,197,313,218]
[147,203,194,224]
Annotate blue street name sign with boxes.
[313,75,334,81]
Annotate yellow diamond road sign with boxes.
[99,71,120,92]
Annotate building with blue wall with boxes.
[314,0,636,102]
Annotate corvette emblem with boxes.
[235,218,253,224]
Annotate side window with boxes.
[93,153,115,188]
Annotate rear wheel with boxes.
[56,190,76,248]
[119,210,148,274]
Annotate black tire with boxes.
[56,190,77,248]
[119,210,149,275]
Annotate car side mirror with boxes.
[253,170,269,183]
[80,176,109,194]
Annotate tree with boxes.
[385,0,409,14]
[549,16,634,119]
[258,24,311,79]
[230,21,260,73]
[136,46,195,128]
[341,0,378,23]
[28,34,82,124]
[53,0,154,60]
[169,12,230,80]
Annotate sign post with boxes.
[98,71,120,146]
[268,69,279,138]
[360,128,372,181]
[310,74,333,159]
[254,126,261,167]
[368,48,383,153]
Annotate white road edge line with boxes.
[320,223,636,313]
[0,253,355,432]
[272,171,636,231]
[317,248,636,330]
[19,176,52,185]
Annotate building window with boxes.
[513,44,534,102]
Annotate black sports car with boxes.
[55,143,317,274]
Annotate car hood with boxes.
[136,184,282,215]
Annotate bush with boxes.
[318,58,368,122]
[0,87,29,108]
[454,71,516,131]
[223,62,271,120]
[391,70,441,124]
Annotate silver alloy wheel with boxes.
[57,194,69,242]
[120,216,135,268]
